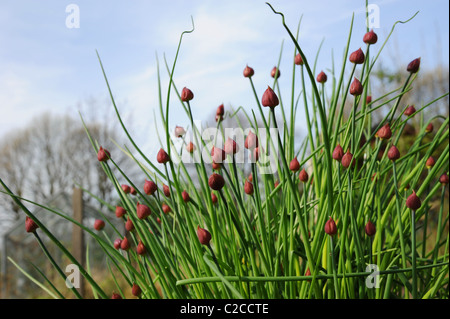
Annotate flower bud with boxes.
[376,123,392,140]
[113,238,122,250]
[162,203,171,214]
[216,104,225,116]
[115,206,126,218]
[243,65,254,78]
[316,71,327,83]
[111,293,122,299]
[299,169,309,183]
[130,187,137,195]
[349,48,365,64]
[261,86,279,108]
[407,58,420,73]
[387,145,400,161]
[144,180,157,196]
[332,144,344,161]
[248,173,253,182]
[174,126,186,137]
[197,226,212,246]
[97,146,110,162]
[211,146,226,163]
[181,87,194,102]
[366,95,372,104]
[341,150,354,169]
[425,123,433,133]
[224,137,239,155]
[215,114,223,122]
[404,105,416,117]
[350,77,363,96]
[365,220,376,237]
[186,142,196,153]
[137,203,151,219]
[94,219,105,231]
[132,283,142,297]
[244,180,254,195]
[182,190,190,203]
[208,173,225,191]
[294,53,304,65]
[406,190,421,210]
[120,237,130,250]
[439,173,449,185]
[363,29,378,44]
[271,66,280,79]
[121,184,131,194]
[136,241,146,255]
[25,216,39,233]
[324,217,337,236]
[125,217,134,232]
[163,184,170,197]
[212,162,221,170]
[157,148,170,164]
[245,131,258,150]
[211,192,218,204]
[274,180,280,190]
[289,157,300,172]
[425,156,435,169]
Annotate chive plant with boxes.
[0,3,448,299]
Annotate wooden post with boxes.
[72,188,85,297]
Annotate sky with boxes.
[0,0,448,156]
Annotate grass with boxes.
[0,2,448,299]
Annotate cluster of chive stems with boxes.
[22,25,449,299]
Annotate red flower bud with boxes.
[261,86,279,108]
[341,150,354,169]
[111,293,122,299]
[197,226,212,245]
[406,190,421,210]
[324,217,337,236]
[294,53,304,65]
[224,137,239,155]
[365,220,376,237]
[125,217,134,232]
[212,162,221,170]
[174,126,186,137]
[97,146,110,162]
[332,144,344,161]
[120,237,130,250]
[130,187,137,195]
[186,142,196,153]
[439,173,449,185]
[137,203,151,219]
[216,104,225,116]
[215,114,223,122]
[136,241,146,255]
[211,146,226,163]
[366,95,372,104]
[162,203,171,214]
[94,219,105,231]
[157,148,170,164]
[349,48,365,64]
[248,173,253,182]
[208,173,225,191]
[144,180,157,196]
[407,58,421,73]
[25,216,39,233]
[181,87,194,102]
[243,65,254,78]
[376,123,392,140]
[163,184,170,197]
[245,131,258,150]
[363,29,378,44]
[115,206,127,218]
[316,71,327,83]
[299,169,309,183]
[271,66,280,79]
[113,238,122,250]
[387,145,400,161]
[425,156,435,169]
[132,283,142,297]
[244,180,254,195]
[425,123,433,133]
[182,190,190,203]
[121,184,131,194]
[289,157,300,172]
[211,192,218,204]
[350,77,363,96]
[404,105,416,117]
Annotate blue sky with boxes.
[0,0,448,155]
